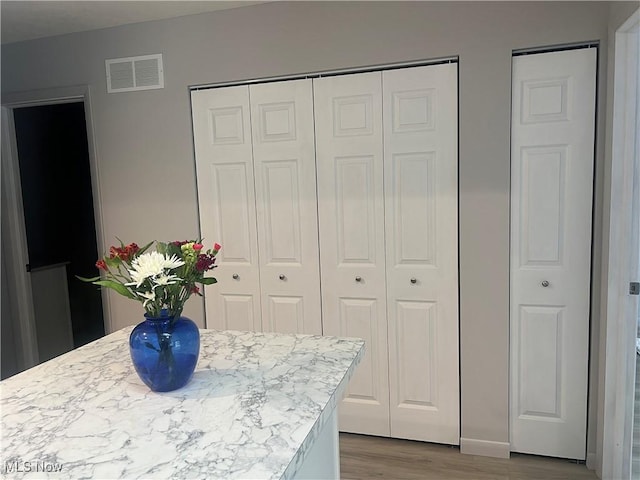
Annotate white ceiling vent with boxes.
[105,54,164,93]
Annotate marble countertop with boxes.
[1,327,364,479]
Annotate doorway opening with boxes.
[2,100,105,374]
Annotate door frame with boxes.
[1,85,110,370]
[600,8,639,480]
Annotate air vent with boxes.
[105,54,164,93]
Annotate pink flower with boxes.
[213,243,222,252]
[193,243,203,251]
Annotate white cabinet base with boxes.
[294,408,340,480]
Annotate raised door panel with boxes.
[314,72,390,436]
[191,87,262,332]
[510,48,596,460]
[516,306,564,419]
[249,79,322,335]
[383,64,459,444]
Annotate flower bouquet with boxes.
[82,240,220,318]
[80,239,221,392]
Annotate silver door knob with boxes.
[410,278,417,284]
[355,276,362,282]
[541,280,550,287]
[232,273,239,280]
[279,274,286,281]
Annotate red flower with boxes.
[126,243,139,255]
[96,259,107,271]
[190,285,200,294]
[196,253,216,272]
[193,243,203,251]
[213,243,222,252]
[109,243,139,262]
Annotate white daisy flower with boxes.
[153,273,181,286]
[127,251,185,287]
[138,290,156,308]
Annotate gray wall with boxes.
[1,0,615,456]
[1,238,19,379]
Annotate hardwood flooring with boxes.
[339,350,640,479]
[339,433,596,480]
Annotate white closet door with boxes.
[510,48,596,459]
[383,64,459,444]
[314,72,390,436]
[191,87,262,332]
[249,79,322,335]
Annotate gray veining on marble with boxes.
[1,328,364,479]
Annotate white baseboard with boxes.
[460,437,510,459]
[586,452,597,471]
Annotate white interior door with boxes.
[314,72,391,436]
[383,64,459,444]
[191,87,262,332]
[510,47,596,460]
[249,79,322,335]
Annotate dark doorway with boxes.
[13,102,104,357]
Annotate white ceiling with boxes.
[1,1,265,45]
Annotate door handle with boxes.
[279,274,286,281]
[232,273,239,280]
[410,278,417,284]
[355,276,362,283]
[541,280,550,287]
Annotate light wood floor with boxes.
[339,433,596,480]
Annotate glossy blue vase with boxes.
[129,310,200,392]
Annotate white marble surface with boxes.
[1,327,364,479]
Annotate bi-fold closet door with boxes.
[192,63,459,444]
[314,63,459,443]
[191,79,322,335]
[510,47,596,460]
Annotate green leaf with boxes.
[93,280,137,299]
[137,241,154,255]
[105,256,122,267]
[165,242,182,257]
[156,242,168,255]
[199,277,218,285]
[76,275,102,282]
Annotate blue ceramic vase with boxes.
[129,310,200,392]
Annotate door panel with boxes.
[337,297,380,402]
[510,48,596,460]
[314,72,390,436]
[335,155,377,263]
[383,64,459,444]
[191,87,262,331]
[395,300,437,408]
[520,146,567,265]
[249,79,322,335]
[517,305,564,418]
[220,294,258,331]
[392,152,436,265]
[264,295,304,334]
